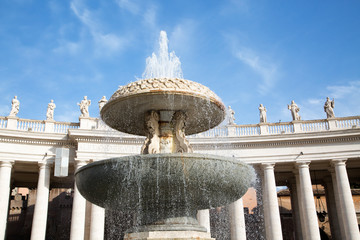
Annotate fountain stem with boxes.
[141,110,193,154]
[159,111,175,153]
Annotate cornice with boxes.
[74,136,144,145]
[0,129,75,147]
[68,129,144,144]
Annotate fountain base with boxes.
[124,230,214,240]
[130,217,206,232]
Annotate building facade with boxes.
[0,112,360,239]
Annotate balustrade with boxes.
[54,122,80,133]
[236,124,260,136]
[0,117,7,129]
[336,116,360,129]
[0,116,359,135]
[268,123,293,134]
[17,119,45,132]
[301,120,328,132]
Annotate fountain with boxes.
[75,31,255,239]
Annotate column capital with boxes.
[38,161,52,169]
[261,162,275,170]
[0,160,14,168]
[331,159,347,167]
[295,161,311,169]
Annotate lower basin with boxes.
[75,153,255,229]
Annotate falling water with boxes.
[142,31,183,79]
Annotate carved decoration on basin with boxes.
[110,78,222,103]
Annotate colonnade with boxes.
[0,159,359,239]
[260,160,359,240]
[0,160,106,240]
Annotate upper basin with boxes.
[100,78,225,136]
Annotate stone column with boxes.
[323,177,342,240]
[229,198,246,240]
[332,159,360,240]
[89,204,105,240]
[70,160,87,240]
[293,170,307,237]
[261,163,283,240]
[0,161,13,240]
[196,209,211,233]
[295,162,320,240]
[329,167,346,238]
[288,179,303,240]
[30,162,51,240]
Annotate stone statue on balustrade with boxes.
[324,97,335,118]
[288,100,301,121]
[9,96,20,117]
[78,96,91,118]
[228,106,235,125]
[46,100,56,121]
[98,96,108,111]
[259,104,267,123]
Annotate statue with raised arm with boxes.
[228,106,235,125]
[259,104,267,123]
[288,100,301,121]
[78,96,91,117]
[46,100,56,120]
[9,96,20,117]
[98,96,108,111]
[324,97,335,118]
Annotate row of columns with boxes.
[261,160,359,240]
[0,159,359,240]
[0,160,105,240]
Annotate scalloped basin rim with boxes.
[100,78,226,136]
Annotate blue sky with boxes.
[0,0,359,124]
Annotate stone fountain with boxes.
[75,31,255,240]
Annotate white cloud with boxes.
[220,0,250,15]
[115,0,158,31]
[235,48,278,95]
[115,0,139,14]
[293,81,360,120]
[307,98,322,105]
[298,99,324,120]
[170,20,198,56]
[53,41,80,55]
[95,33,125,52]
[142,5,157,28]
[326,80,360,116]
[327,81,360,99]
[69,0,127,54]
